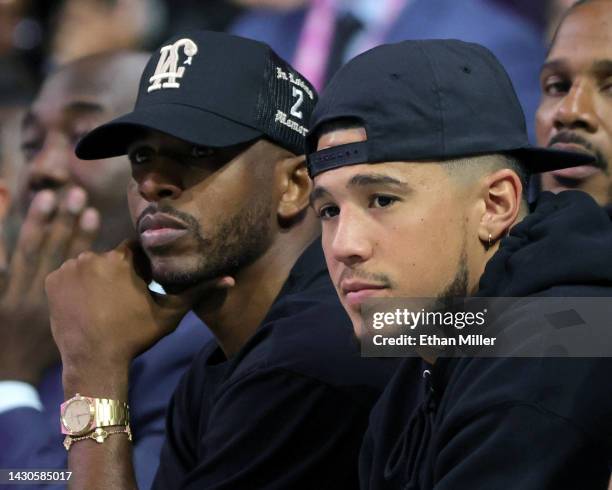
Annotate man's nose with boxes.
[328,209,373,267]
[27,137,71,192]
[135,165,183,202]
[553,80,598,133]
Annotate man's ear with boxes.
[275,155,313,223]
[477,168,523,245]
[0,179,10,219]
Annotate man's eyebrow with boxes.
[591,59,612,77]
[347,173,409,190]
[64,101,105,114]
[309,186,331,207]
[540,58,612,78]
[540,59,567,76]
[22,102,105,131]
[309,173,410,207]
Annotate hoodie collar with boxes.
[477,191,612,298]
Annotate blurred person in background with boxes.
[0,106,27,271]
[0,50,211,489]
[230,0,546,139]
[162,0,243,38]
[537,5,612,487]
[0,107,27,198]
[536,0,612,211]
[50,0,244,66]
[0,109,22,272]
[0,0,244,90]
[50,0,165,65]
[0,0,45,100]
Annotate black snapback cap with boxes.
[306,39,592,177]
[76,30,317,159]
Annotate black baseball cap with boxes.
[76,30,317,159]
[306,39,592,177]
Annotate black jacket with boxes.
[361,192,612,490]
[153,239,399,489]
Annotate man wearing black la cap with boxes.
[43,30,397,489]
[308,39,612,489]
[76,32,311,159]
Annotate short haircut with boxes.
[548,0,602,51]
[441,153,530,204]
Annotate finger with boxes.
[113,239,133,258]
[126,240,152,284]
[103,240,150,288]
[0,182,9,288]
[33,187,87,286]
[5,191,57,300]
[67,207,100,257]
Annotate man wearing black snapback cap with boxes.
[43,30,397,489]
[307,39,612,488]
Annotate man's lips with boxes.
[549,142,602,181]
[341,281,388,306]
[549,141,593,156]
[138,213,189,248]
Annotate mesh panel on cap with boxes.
[255,51,317,155]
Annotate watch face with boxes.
[62,398,93,434]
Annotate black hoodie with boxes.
[360,192,612,490]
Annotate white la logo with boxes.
[147,38,198,93]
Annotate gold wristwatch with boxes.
[60,393,130,450]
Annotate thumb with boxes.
[119,238,153,284]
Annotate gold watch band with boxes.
[63,424,132,451]
[93,397,130,427]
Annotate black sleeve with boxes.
[155,369,369,490]
[358,425,375,489]
[434,402,610,490]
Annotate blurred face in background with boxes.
[537,0,612,206]
[19,53,147,250]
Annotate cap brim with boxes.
[508,146,595,174]
[75,104,263,160]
